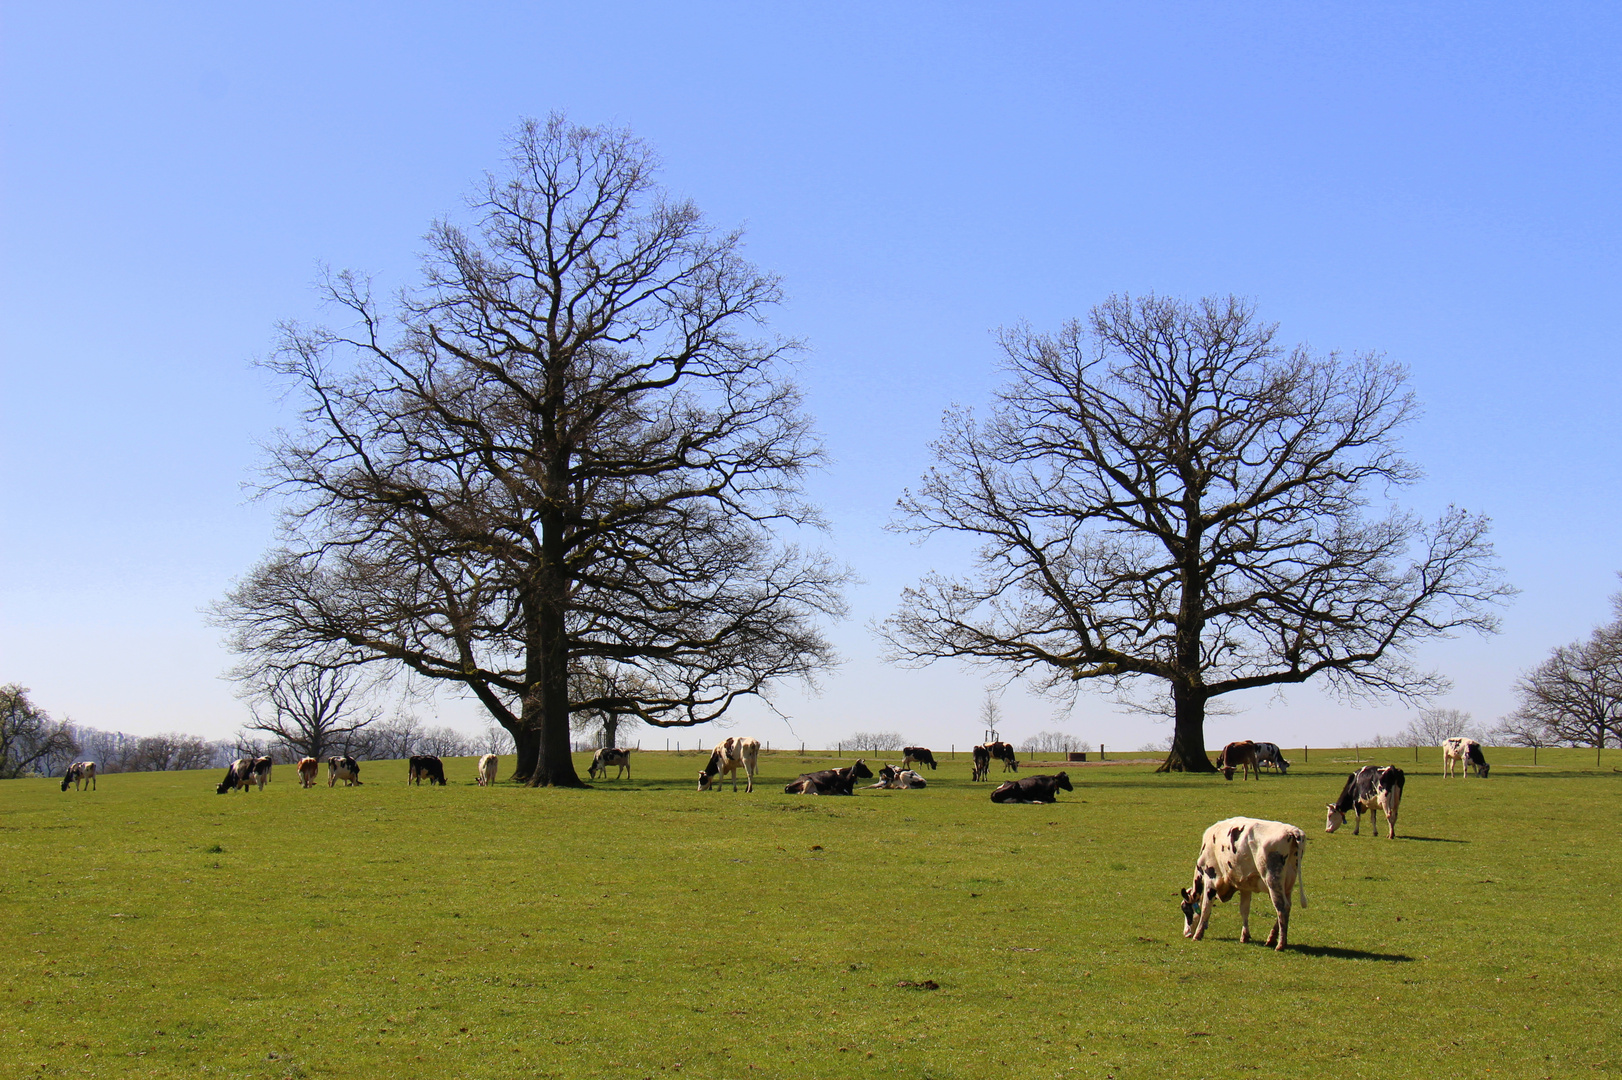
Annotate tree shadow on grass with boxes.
[1290,944,1414,962]
[1400,835,1469,843]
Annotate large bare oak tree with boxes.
[884,294,1511,772]
[217,116,846,786]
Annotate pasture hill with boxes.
[1,747,1618,1079]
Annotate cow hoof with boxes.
[1239,931,1250,944]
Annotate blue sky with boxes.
[3,2,1618,752]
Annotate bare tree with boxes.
[215,115,846,787]
[133,734,215,771]
[415,726,475,758]
[568,659,649,750]
[0,685,78,779]
[479,725,516,757]
[979,693,1003,740]
[1021,730,1084,755]
[353,715,422,761]
[885,295,1512,772]
[1404,708,1475,747]
[1508,625,1622,765]
[839,731,905,753]
[239,663,378,762]
[1491,710,1556,756]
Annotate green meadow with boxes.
[2,748,1618,1079]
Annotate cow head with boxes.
[1056,772,1073,791]
[1222,764,1236,780]
[1476,762,1490,779]
[1180,886,1201,936]
[1325,804,1346,833]
[852,759,874,779]
[697,771,714,792]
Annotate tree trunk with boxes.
[511,725,540,783]
[603,714,619,750]
[1155,684,1217,773]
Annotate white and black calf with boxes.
[869,764,928,789]
[588,747,633,780]
[1180,817,1308,951]
[784,759,874,795]
[1325,765,1405,839]
[61,761,97,791]
[1442,737,1490,779]
[327,755,362,787]
[990,772,1073,803]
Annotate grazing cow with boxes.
[216,758,252,795]
[1179,816,1308,951]
[327,755,362,787]
[408,755,447,786]
[990,772,1073,803]
[970,745,992,782]
[987,741,1019,772]
[588,747,633,780]
[60,761,97,792]
[250,756,273,791]
[1254,742,1291,774]
[295,757,319,788]
[1217,740,1261,780]
[698,736,760,793]
[901,747,938,771]
[784,759,874,795]
[869,764,929,789]
[476,754,498,786]
[1325,765,1405,839]
[1442,737,1490,779]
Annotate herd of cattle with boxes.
[55,732,1501,952]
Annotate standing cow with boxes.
[1442,737,1490,779]
[60,761,97,791]
[1217,741,1261,780]
[327,756,362,787]
[295,757,319,788]
[698,736,760,793]
[1253,742,1291,773]
[216,758,252,795]
[970,745,992,782]
[1325,765,1405,839]
[588,747,633,780]
[901,747,938,771]
[1179,816,1308,951]
[476,754,499,786]
[408,755,447,785]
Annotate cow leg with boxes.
[1265,883,1290,950]
[1238,890,1253,943]
[1192,885,1216,941]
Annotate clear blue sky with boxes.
[3,1,1618,752]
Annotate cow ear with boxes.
[1180,887,1190,901]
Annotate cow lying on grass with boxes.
[784,759,874,795]
[1180,816,1307,951]
[990,772,1072,803]
[868,764,928,789]
[1325,765,1405,839]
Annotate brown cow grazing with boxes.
[408,755,447,785]
[698,736,760,792]
[476,754,498,786]
[784,759,874,795]
[1325,765,1405,839]
[970,744,992,782]
[588,747,633,780]
[1180,817,1308,951]
[295,757,319,788]
[216,758,252,794]
[1218,741,1261,780]
[901,747,938,771]
[990,772,1073,803]
[60,761,97,791]
[327,755,362,787]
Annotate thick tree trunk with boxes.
[511,724,540,782]
[603,714,619,750]
[525,525,585,787]
[1156,684,1217,773]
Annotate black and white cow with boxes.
[698,737,760,792]
[327,755,362,787]
[1254,742,1291,773]
[216,758,252,794]
[1442,737,1490,779]
[60,761,97,791]
[970,744,992,782]
[901,747,938,771]
[1179,816,1308,951]
[250,756,273,790]
[1325,765,1405,839]
[990,772,1073,803]
[588,747,633,780]
[868,764,928,789]
[987,741,1019,772]
[408,755,447,786]
[784,759,875,795]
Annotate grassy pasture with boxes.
[1,748,1618,1079]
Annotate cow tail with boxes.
[1294,832,1308,909]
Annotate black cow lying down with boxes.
[784,759,874,795]
[990,772,1073,803]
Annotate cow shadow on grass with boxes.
[1289,944,1414,962]
[1398,835,1469,843]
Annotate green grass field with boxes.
[2,747,1618,1079]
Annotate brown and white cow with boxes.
[901,747,938,771]
[327,755,362,787]
[60,761,97,791]
[1442,737,1490,779]
[1217,741,1261,780]
[588,747,633,780]
[476,754,498,786]
[1179,816,1307,951]
[295,757,319,788]
[698,736,760,793]
[1325,765,1405,839]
